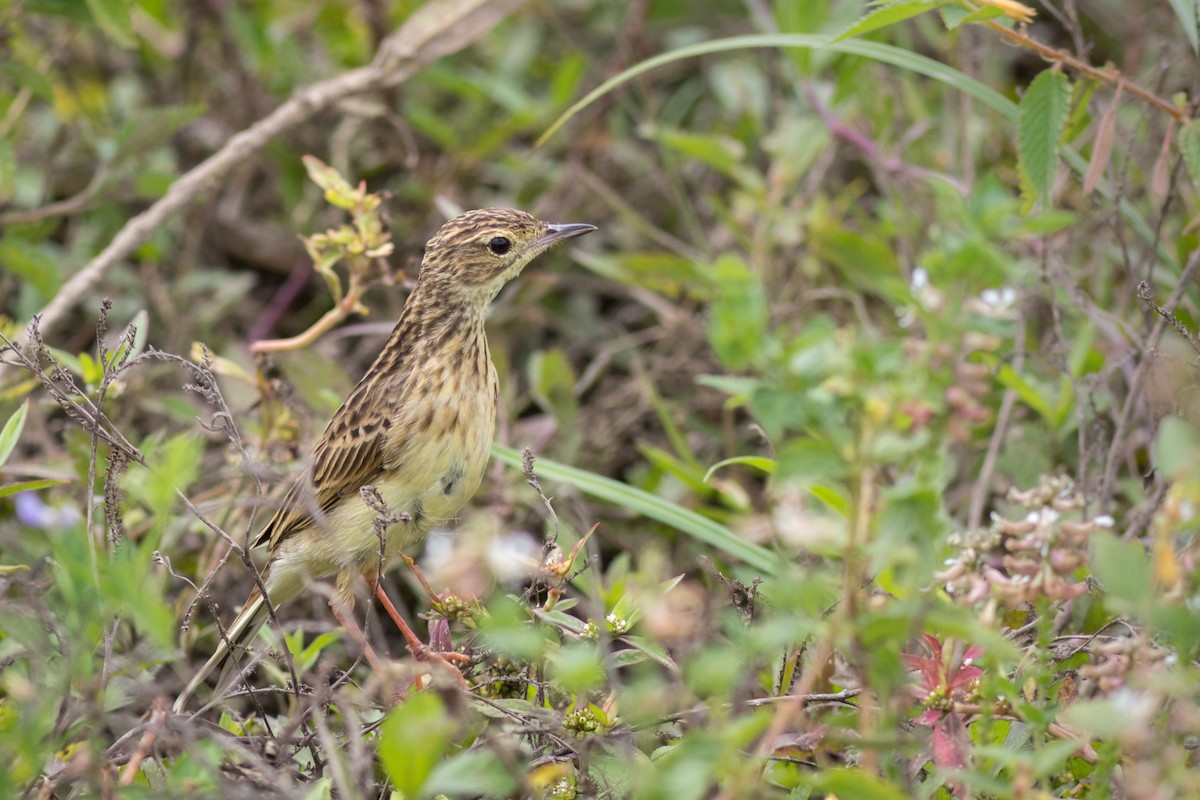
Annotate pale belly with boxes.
[265,408,494,604]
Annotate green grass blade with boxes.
[492,444,783,575]
[0,401,29,469]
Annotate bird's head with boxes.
[419,208,596,303]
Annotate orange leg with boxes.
[369,579,470,687]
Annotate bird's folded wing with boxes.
[251,398,389,552]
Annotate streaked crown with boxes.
[419,208,595,299]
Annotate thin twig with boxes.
[0,164,109,226]
[118,699,168,785]
[984,19,1187,124]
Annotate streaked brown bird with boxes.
[174,208,595,713]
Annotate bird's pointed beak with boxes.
[537,222,597,248]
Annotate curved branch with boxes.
[17,0,527,349]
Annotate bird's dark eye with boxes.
[487,236,511,255]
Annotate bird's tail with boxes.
[173,588,269,714]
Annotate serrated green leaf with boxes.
[1180,123,1200,191]
[1018,69,1071,208]
[835,0,950,42]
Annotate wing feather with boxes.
[251,389,392,552]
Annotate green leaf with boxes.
[807,768,910,800]
[123,433,203,541]
[527,347,577,426]
[706,254,769,370]
[1167,0,1199,54]
[0,401,29,469]
[835,0,949,42]
[424,749,519,796]
[79,352,103,387]
[640,443,709,495]
[105,309,150,369]
[1152,417,1200,481]
[492,444,783,575]
[700,255,768,371]
[622,634,679,670]
[776,439,848,484]
[1016,209,1076,236]
[940,4,1003,29]
[1180,122,1200,190]
[0,237,63,300]
[0,479,70,498]
[809,484,851,517]
[0,137,14,204]
[548,643,606,693]
[703,456,776,483]
[1092,532,1152,609]
[377,693,456,798]
[648,128,757,186]
[1051,375,1075,429]
[83,0,134,46]
[1018,69,1071,208]
[996,364,1053,423]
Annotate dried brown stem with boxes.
[984,19,1187,124]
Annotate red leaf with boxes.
[931,713,971,770]
[916,709,943,726]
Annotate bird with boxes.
[174,208,596,713]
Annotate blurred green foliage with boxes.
[2,0,1200,797]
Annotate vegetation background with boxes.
[1,0,1198,797]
